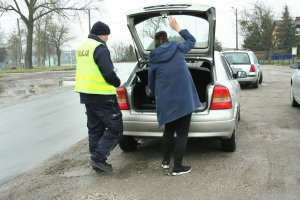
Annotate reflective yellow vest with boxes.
[75,38,116,94]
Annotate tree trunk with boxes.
[57,48,61,66]
[25,21,34,69]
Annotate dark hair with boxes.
[154,31,169,47]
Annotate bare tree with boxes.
[48,22,74,66]
[143,17,167,39]
[240,2,275,51]
[34,16,52,66]
[0,28,4,48]
[0,0,103,69]
[110,41,130,62]
[6,31,20,66]
[0,28,7,63]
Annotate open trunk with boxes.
[131,63,213,111]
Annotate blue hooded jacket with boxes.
[148,29,201,126]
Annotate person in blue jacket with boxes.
[148,16,202,176]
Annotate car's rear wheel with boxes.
[259,72,263,84]
[119,136,138,152]
[253,78,259,88]
[237,105,241,122]
[221,129,236,152]
[290,87,299,107]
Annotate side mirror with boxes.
[236,71,247,78]
[258,60,263,64]
[290,62,300,69]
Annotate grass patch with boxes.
[261,57,300,66]
[0,66,76,74]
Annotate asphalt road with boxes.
[0,90,87,185]
[0,65,300,200]
[0,62,134,186]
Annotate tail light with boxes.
[250,64,256,72]
[210,85,232,110]
[116,87,129,110]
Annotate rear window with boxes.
[135,15,209,51]
[223,52,251,65]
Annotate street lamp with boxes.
[87,9,91,32]
[232,7,238,50]
[17,18,24,68]
[78,8,91,33]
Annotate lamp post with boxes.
[17,18,24,68]
[78,8,91,33]
[232,7,238,50]
[87,9,91,32]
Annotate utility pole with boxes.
[234,8,238,50]
[232,7,238,50]
[88,9,91,32]
[17,18,23,68]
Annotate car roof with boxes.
[222,50,253,53]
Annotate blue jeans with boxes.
[85,97,123,162]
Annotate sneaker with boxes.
[161,160,170,169]
[92,166,104,173]
[90,160,113,173]
[172,166,191,176]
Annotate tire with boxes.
[259,72,263,84]
[237,105,241,122]
[119,136,138,152]
[290,87,299,107]
[253,78,259,88]
[221,129,236,152]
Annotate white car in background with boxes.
[290,62,300,107]
[222,50,263,88]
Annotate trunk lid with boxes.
[126,3,216,63]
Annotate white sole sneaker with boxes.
[161,160,170,169]
[162,164,170,169]
[172,167,192,176]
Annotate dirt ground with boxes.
[0,66,300,200]
[0,71,75,107]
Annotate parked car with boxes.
[116,3,247,152]
[222,50,263,88]
[290,62,300,107]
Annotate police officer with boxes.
[75,21,123,173]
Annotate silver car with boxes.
[290,62,300,107]
[116,4,246,152]
[222,50,263,88]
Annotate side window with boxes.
[251,52,258,64]
[221,56,234,79]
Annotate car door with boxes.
[294,69,300,101]
[220,55,240,106]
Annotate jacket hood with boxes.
[149,41,178,64]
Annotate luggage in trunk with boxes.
[132,66,212,111]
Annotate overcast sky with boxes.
[1,0,300,50]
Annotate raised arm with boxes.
[168,16,196,54]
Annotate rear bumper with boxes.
[122,109,237,139]
[238,75,257,84]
